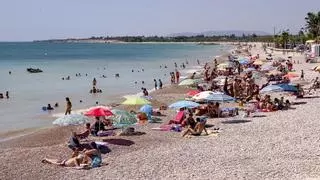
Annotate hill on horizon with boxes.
[168,30,270,37]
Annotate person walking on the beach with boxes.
[170,72,175,84]
[65,97,72,115]
[5,91,9,99]
[300,70,304,80]
[175,70,180,84]
[92,78,97,87]
[153,79,158,90]
[174,62,177,68]
[159,79,163,89]
[197,59,200,65]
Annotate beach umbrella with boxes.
[193,91,235,102]
[283,72,298,79]
[53,114,90,126]
[186,90,200,97]
[140,104,153,115]
[238,58,250,65]
[244,67,256,72]
[87,106,111,111]
[260,84,298,93]
[261,64,275,71]
[111,109,137,127]
[121,96,151,105]
[178,79,199,86]
[85,107,114,117]
[253,60,265,65]
[168,100,200,109]
[267,70,282,75]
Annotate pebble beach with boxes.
[2,43,320,180]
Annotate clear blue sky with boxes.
[0,0,318,41]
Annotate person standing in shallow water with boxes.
[65,97,72,115]
[153,79,158,90]
[93,78,97,87]
[159,79,163,89]
[5,91,9,99]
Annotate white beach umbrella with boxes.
[193,91,235,102]
[53,114,91,126]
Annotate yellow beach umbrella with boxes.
[121,96,151,105]
[253,60,265,65]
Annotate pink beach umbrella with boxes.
[85,107,113,117]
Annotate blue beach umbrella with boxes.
[238,58,250,65]
[169,100,200,109]
[260,84,298,93]
[53,114,90,126]
[140,104,153,119]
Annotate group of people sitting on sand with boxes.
[42,117,113,169]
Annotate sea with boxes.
[0,42,233,132]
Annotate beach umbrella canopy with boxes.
[260,84,298,93]
[244,67,256,72]
[238,58,250,65]
[140,104,153,115]
[261,64,275,71]
[121,96,151,105]
[111,109,137,127]
[267,70,282,75]
[283,72,298,79]
[193,91,235,102]
[218,62,234,69]
[53,114,90,126]
[168,100,200,109]
[186,90,200,97]
[253,60,265,65]
[178,79,199,86]
[85,107,114,117]
[87,106,111,112]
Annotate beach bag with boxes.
[91,156,102,168]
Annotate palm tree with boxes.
[305,11,320,39]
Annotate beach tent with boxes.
[53,114,90,126]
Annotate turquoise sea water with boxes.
[0,42,232,132]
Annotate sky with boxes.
[0,0,319,41]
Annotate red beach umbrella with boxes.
[85,107,113,117]
[186,90,200,97]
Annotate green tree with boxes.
[305,11,320,39]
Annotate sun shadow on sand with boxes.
[103,138,135,146]
[301,96,320,99]
[292,102,307,105]
[205,124,215,128]
[221,119,251,124]
[252,115,267,118]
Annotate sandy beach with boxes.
[2,43,320,180]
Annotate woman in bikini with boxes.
[182,118,208,137]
